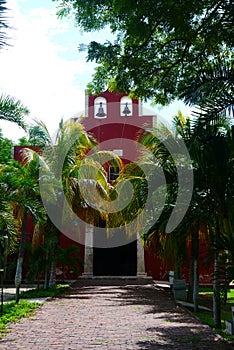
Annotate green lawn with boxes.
[196,288,234,341]
[0,300,39,337]
[19,284,70,299]
[0,284,70,338]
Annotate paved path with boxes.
[2,286,38,302]
[0,279,233,349]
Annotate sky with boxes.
[0,0,191,141]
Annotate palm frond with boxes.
[181,57,234,120]
[220,1,234,34]
[0,94,29,130]
[0,0,9,49]
[0,201,19,253]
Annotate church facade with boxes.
[79,90,157,278]
[13,90,213,284]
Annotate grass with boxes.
[195,288,234,342]
[0,284,70,338]
[19,283,70,299]
[0,300,39,337]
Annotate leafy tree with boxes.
[55,0,233,104]
[17,137,31,146]
[0,128,13,164]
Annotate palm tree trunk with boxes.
[174,240,182,279]
[193,227,199,312]
[193,258,199,312]
[15,209,28,303]
[48,227,60,288]
[213,252,221,328]
[44,248,49,290]
[188,255,194,302]
[213,219,221,329]
[188,227,199,304]
[49,260,56,288]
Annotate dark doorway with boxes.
[93,228,137,276]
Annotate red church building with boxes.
[77,90,158,278]
[13,90,212,284]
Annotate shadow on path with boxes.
[0,278,233,349]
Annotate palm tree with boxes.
[176,114,234,326]
[135,123,189,274]
[24,118,122,288]
[0,94,29,130]
[180,55,234,120]
[179,50,234,326]
[1,159,46,302]
[204,127,234,328]
[17,122,52,147]
[113,110,233,324]
[55,245,83,281]
[0,166,19,253]
[0,0,9,50]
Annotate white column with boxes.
[82,224,94,277]
[137,234,147,277]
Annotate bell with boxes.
[96,102,106,118]
[122,102,131,116]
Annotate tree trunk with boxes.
[44,248,49,290]
[192,227,199,312]
[213,252,221,328]
[49,260,56,288]
[174,242,182,280]
[188,227,199,303]
[48,227,60,288]
[15,209,28,303]
[188,255,194,302]
[193,258,199,312]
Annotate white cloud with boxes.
[0,0,95,140]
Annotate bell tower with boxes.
[81,90,156,278]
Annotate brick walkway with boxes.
[0,279,233,349]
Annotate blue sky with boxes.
[0,0,190,141]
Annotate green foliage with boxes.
[0,163,20,253]
[17,137,31,146]
[24,243,48,287]
[17,124,52,146]
[0,160,46,224]
[0,300,39,337]
[180,56,234,114]
[0,94,29,130]
[56,245,83,280]
[19,284,70,298]
[195,289,234,340]
[0,129,13,164]
[54,0,233,104]
[25,242,83,285]
[28,125,51,146]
